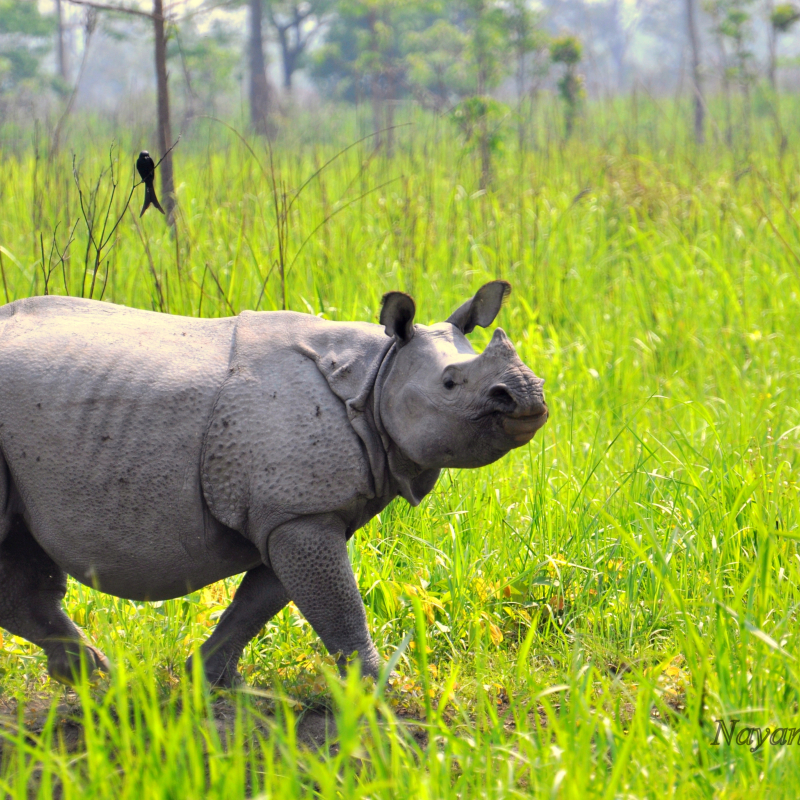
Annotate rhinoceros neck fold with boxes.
[371,345,441,507]
[337,337,395,499]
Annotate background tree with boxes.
[550,35,583,139]
[405,18,469,111]
[66,0,176,222]
[769,2,800,87]
[686,0,705,144]
[169,17,239,123]
[312,0,418,153]
[206,0,272,133]
[152,0,175,221]
[265,0,330,92]
[0,0,55,103]
[55,0,68,83]
[506,0,548,152]
[248,0,271,134]
[460,0,516,187]
[541,0,665,94]
[707,0,756,147]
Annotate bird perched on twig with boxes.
[136,151,165,217]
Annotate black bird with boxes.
[136,150,165,217]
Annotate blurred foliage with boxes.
[169,19,240,117]
[311,0,425,102]
[551,35,583,138]
[312,0,547,107]
[0,0,54,97]
[448,95,508,153]
[264,0,333,90]
[771,2,800,33]
[708,0,757,83]
[405,18,469,109]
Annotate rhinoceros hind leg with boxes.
[187,564,289,688]
[268,515,382,680]
[0,515,110,685]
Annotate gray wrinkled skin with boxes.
[0,282,547,686]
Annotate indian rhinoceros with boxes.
[0,281,547,687]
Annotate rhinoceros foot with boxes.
[186,651,244,689]
[47,642,111,686]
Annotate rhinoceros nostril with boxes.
[488,384,516,412]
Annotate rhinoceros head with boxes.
[378,281,548,470]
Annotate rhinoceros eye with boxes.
[444,378,456,390]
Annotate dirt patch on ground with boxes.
[0,693,85,760]
[0,689,341,768]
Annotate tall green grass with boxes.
[1,98,800,797]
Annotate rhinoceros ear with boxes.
[447,281,511,335]
[380,291,416,347]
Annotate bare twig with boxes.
[285,176,402,277]
[51,9,98,156]
[129,207,165,312]
[38,222,79,296]
[153,136,182,171]
[64,0,158,20]
[286,123,411,215]
[71,144,145,300]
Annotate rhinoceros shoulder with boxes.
[201,311,395,553]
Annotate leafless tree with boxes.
[686,0,705,143]
[249,0,272,133]
[56,0,69,82]
[66,0,176,223]
[265,0,328,92]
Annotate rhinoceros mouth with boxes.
[501,407,549,443]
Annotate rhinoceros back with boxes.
[0,297,250,599]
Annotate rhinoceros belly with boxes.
[0,297,261,600]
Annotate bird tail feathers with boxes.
[140,183,166,217]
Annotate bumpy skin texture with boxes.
[0,285,547,686]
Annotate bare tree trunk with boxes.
[276,26,295,91]
[56,0,68,81]
[766,0,777,90]
[153,0,175,223]
[50,10,96,157]
[249,0,271,134]
[366,11,383,149]
[372,73,383,147]
[278,30,290,90]
[516,46,525,154]
[474,0,492,189]
[686,0,705,144]
[712,26,733,147]
[284,49,295,91]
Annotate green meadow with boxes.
[1,100,799,797]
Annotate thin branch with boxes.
[286,123,412,215]
[195,116,269,180]
[154,135,182,171]
[285,176,402,277]
[51,11,97,156]
[64,0,159,20]
[128,207,165,312]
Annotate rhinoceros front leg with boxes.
[268,514,382,679]
[188,564,289,688]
